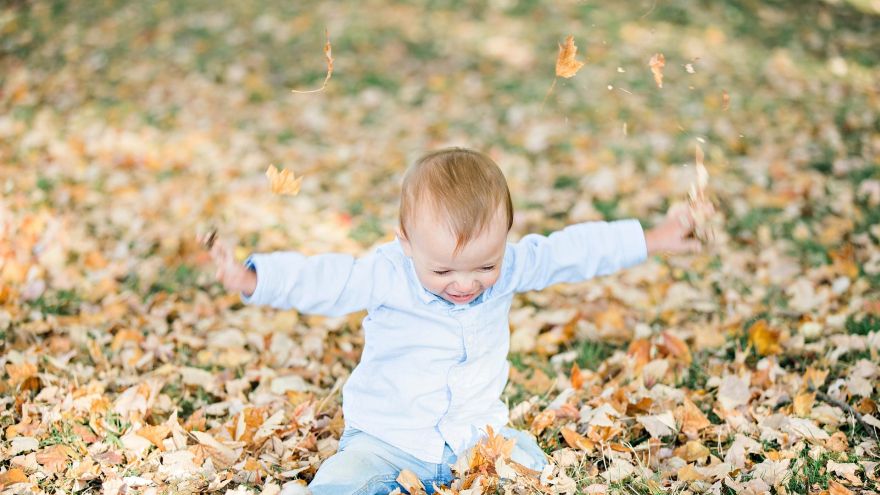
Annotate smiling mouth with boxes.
[447,292,476,303]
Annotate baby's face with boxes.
[400,206,508,305]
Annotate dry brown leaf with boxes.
[6,362,37,387]
[556,35,585,78]
[266,165,304,196]
[530,409,556,436]
[661,331,692,364]
[35,445,71,474]
[649,53,665,88]
[680,397,711,437]
[829,480,854,495]
[396,469,426,495]
[476,425,516,462]
[291,29,333,94]
[560,427,595,452]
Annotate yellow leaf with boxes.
[555,35,585,78]
[661,331,692,364]
[266,165,303,196]
[748,320,782,355]
[793,392,815,417]
[649,53,665,88]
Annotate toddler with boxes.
[205,148,706,494]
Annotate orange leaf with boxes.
[137,424,171,451]
[570,362,583,390]
[793,392,816,417]
[649,53,665,88]
[829,481,853,495]
[560,427,594,452]
[6,362,37,387]
[266,165,303,196]
[476,425,517,462]
[0,467,28,485]
[556,35,585,78]
[530,409,556,436]
[661,331,692,364]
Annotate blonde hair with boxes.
[399,148,513,253]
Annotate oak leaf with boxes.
[266,165,303,196]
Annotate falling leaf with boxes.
[291,29,334,94]
[649,53,665,88]
[266,165,304,196]
[555,35,585,78]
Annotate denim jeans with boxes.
[307,427,548,495]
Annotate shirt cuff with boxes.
[614,219,648,268]
[240,255,263,304]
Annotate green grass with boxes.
[846,314,880,335]
[786,447,833,493]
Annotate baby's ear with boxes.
[396,228,414,257]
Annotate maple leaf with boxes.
[649,53,665,88]
[679,397,711,438]
[556,35,585,78]
[475,425,516,462]
[35,445,71,474]
[291,29,334,94]
[266,165,303,196]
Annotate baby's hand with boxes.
[198,231,258,296]
[645,201,715,256]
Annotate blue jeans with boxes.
[308,427,548,495]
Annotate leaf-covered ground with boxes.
[1,1,879,494]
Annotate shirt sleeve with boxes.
[240,250,395,316]
[507,219,647,293]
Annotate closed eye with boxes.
[479,265,496,272]
[433,270,450,276]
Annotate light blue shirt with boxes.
[243,219,647,463]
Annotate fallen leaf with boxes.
[570,362,583,390]
[0,467,28,485]
[637,411,676,438]
[679,397,711,437]
[137,424,171,451]
[266,165,304,196]
[748,320,782,355]
[35,445,71,474]
[397,469,426,494]
[649,53,665,88]
[829,480,854,495]
[560,427,594,452]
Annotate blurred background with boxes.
[1,0,879,492]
